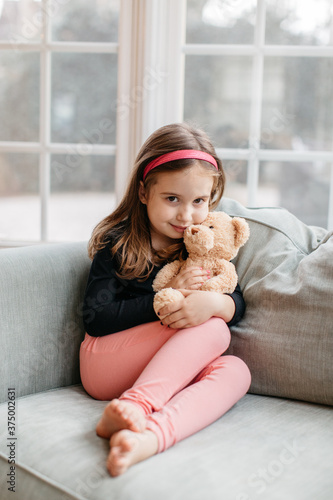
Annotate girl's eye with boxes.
[193,198,204,204]
[167,196,178,203]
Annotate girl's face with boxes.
[139,163,214,251]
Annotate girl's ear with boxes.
[138,181,147,205]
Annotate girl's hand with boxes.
[165,266,210,290]
[158,290,236,329]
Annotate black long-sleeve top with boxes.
[82,243,246,337]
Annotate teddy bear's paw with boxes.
[200,274,237,295]
[200,279,223,293]
[153,288,184,315]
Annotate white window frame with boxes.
[0,0,186,246]
[181,0,333,229]
[0,0,118,246]
[1,0,332,246]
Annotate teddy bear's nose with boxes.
[191,227,199,235]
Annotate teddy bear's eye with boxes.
[209,225,214,229]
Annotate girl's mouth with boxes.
[171,224,188,233]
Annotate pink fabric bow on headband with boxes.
[142,149,218,181]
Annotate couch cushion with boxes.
[0,386,332,500]
[0,242,90,403]
[220,198,333,405]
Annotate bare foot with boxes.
[96,399,146,439]
[107,429,158,477]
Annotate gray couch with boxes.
[1,198,332,500]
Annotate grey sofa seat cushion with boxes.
[220,198,333,405]
[0,386,332,500]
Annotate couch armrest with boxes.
[0,242,90,403]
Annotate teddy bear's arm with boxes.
[200,260,238,295]
[152,260,182,292]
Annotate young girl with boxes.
[80,122,251,477]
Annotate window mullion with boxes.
[114,0,137,202]
[39,0,52,242]
[142,0,186,141]
[247,0,266,207]
[49,42,118,53]
[115,0,186,203]
[328,164,333,231]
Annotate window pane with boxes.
[0,153,40,241]
[51,0,119,42]
[259,161,331,227]
[51,53,118,144]
[184,56,252,148]
[49,154,116,241]
[261,57,333,151]
[266,0,333,46]
[186,0,256,44]
[0,0,42,43]
[223,159,248,206]
[0,51,39,141]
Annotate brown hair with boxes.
[88,122,226,279]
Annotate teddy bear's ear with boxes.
[232,217,250,248]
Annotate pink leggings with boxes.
[79,318,251,453]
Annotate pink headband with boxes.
[142,149,218,181]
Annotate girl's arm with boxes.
[82,246,157,336]
[158,285,245,330]
[225,284,246,326]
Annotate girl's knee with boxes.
[206,317,231,351]
[222,355,251,392]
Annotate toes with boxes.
[119,403,131,420]
[110,399,122,415]
[110,431,133,451]
[98,399,146,439]
[107,438,133,477]
[111,400,130,421]
[116,401,145,432]
[107,449,121,477]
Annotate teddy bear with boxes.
[152,211,250,315]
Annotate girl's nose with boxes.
[176,205,192,222]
